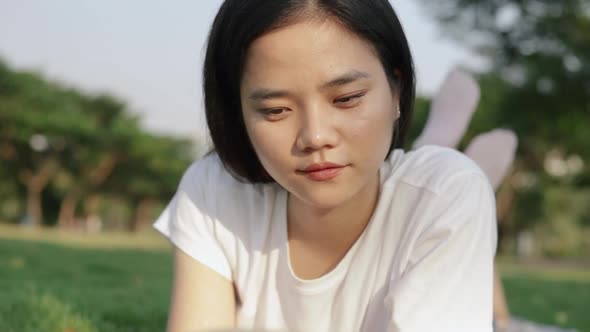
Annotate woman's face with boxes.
[240,18,398,209]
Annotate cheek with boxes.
[373,88,397,139]
[353,111,393,136]
[243,120,268,157]
[243,119,293,171]
[348,96,396,149]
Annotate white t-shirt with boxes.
[154,145,497,332]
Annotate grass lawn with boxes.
[0,224,589,332]
[0,225,172,332]
[497,258,590,331]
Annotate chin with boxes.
[289,183,360,210]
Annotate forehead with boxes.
[241,18,383,86]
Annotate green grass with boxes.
[0,236,172,332]
[498,259,590,331]
[0,225,588,331]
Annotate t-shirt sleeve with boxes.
[385,171,498,332]
[152,154,232,280]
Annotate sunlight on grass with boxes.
[0,224,170,251]
[1,225,588,331]
[497,256,590,283]
[1,290,98,332]
[496,256,590,330]
[0,238,172,332]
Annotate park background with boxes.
[0,0,588,331]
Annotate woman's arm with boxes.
[167,247,236,332]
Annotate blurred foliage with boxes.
[0,59,196,231]
[418,0,589,257]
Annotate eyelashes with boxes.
[334,91,367,106]
[257,90,368,121]
[334,91,367,108]
[258,107,289,119]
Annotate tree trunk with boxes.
[496,173,516,223]
[55,155,117,229]
[26,185,43,226]
[130,198,155,232]
[82,194,104,232]
[57,191,79,228]
[19,160,59,226]
[83,194,102,218]
[88,153,118,186]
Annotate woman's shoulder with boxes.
[384,144,488,196]
[380,146,496,249]
[178,151,278,223]
[181,151,236,185]
[156,152,279,280]
[181,151,271,195]
[174,150,280,244]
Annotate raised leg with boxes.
[413,68,480,149]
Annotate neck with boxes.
[287,171,381,250]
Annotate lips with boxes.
[301,162,344,172]
[298,162,346,181]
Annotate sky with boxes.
[0,0,485,141]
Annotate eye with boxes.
[258,107,290,121]
[334,91,367,107]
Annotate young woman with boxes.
[154,1,497,331]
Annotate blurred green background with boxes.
[1,0,589,331]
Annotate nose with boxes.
[295,106,339,152]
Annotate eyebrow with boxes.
[248,89,292,102]
[321,70,370,89]
[247,70,371,101]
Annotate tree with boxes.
[104,133,194,231]
[418,0,590,256]
[0,61,92,225]
[419,0,589,163]
[53,94,138,228]
[0,59,198,230]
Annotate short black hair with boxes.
[203,0,415,183]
